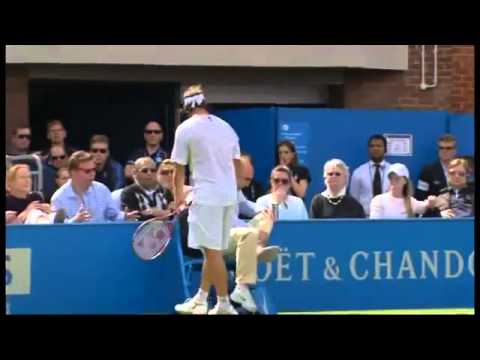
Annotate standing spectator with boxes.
[436,158,474,218]
[89,135,124,191]
[124,120,169,182]
[7,126,33,156]
[121,157,174,222]
[276,140,311,199]
[370,163,437,219]
[350,134,392,217]
[51,151,139,223]
[41,119,77,159]
[415,135,458,217]
[310,159,365,219]
[256,165,309,220]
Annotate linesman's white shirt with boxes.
[171,114,240,206]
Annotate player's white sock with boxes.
[194,289,208,303]
[217,296,231,308]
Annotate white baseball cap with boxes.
[388,163,410,179]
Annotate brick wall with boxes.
[344,45,475,113]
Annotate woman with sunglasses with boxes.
[370,163,437,219]
[276,140,311,200]
[436,158,474,218]
[310,159,365,219]
[255,165,308,220]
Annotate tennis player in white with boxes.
[172,85,242,315]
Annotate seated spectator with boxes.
[240,153,265,202]
[42,145,69,202]
[256,165,309,220]
[6,164,64,224]
[51,151,139,223]
[121,157,174,222]
[89,134,124,191]
[436,158,474,218]
[310,159,365,219]
[276,140,311,199]
[157,159,192,205]
[7,126,33,156]
[55,167,70,189]
[370,163,437,219]
[40,119,77,159]
[124,120,169,183]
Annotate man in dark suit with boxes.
[415,134,458,216]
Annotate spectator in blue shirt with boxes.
[51,151,139,223]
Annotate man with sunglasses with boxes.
[89,135,124,191]
[7,127,33,156]
[255,165,309,220]
[120,157,174,222]
[416,134,458,217]
[42,145,70,202]
[124,121,169,185]
[51,151,139,223]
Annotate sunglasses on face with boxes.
[91,148,107,154]
[327,172,342,177]
[77,167,96,175]
[449,170,466,177]
[17,134,31,139]
[52,155,67,161]
[439,146,455,150]
[140,168,157,174]
[159,170,174,176]
[144,130,162,135]
[272,178,290,185]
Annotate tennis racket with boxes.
[132,217,176,261]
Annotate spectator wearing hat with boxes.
[370,163,437,219]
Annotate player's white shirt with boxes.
[171,114,240,206]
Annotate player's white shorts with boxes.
[187,203,235,251]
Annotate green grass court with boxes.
[281,309,474,315]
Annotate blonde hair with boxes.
[6,164,31,193]
[160,159,176,167]
[401,177,414,218]
[448,158,468,171]
[323,158,350,185]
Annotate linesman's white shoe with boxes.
[230,286,257,313]
[174,298,208,315]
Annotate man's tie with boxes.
[373,163,382,197]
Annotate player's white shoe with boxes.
[257,246,281,263]
[230,285,257,313]
[207,303,238,315]
[174,297,208,315]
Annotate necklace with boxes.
[326,196,344,206]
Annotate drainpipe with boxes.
[420,45,438,90]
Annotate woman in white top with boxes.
[370,163,437,219]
